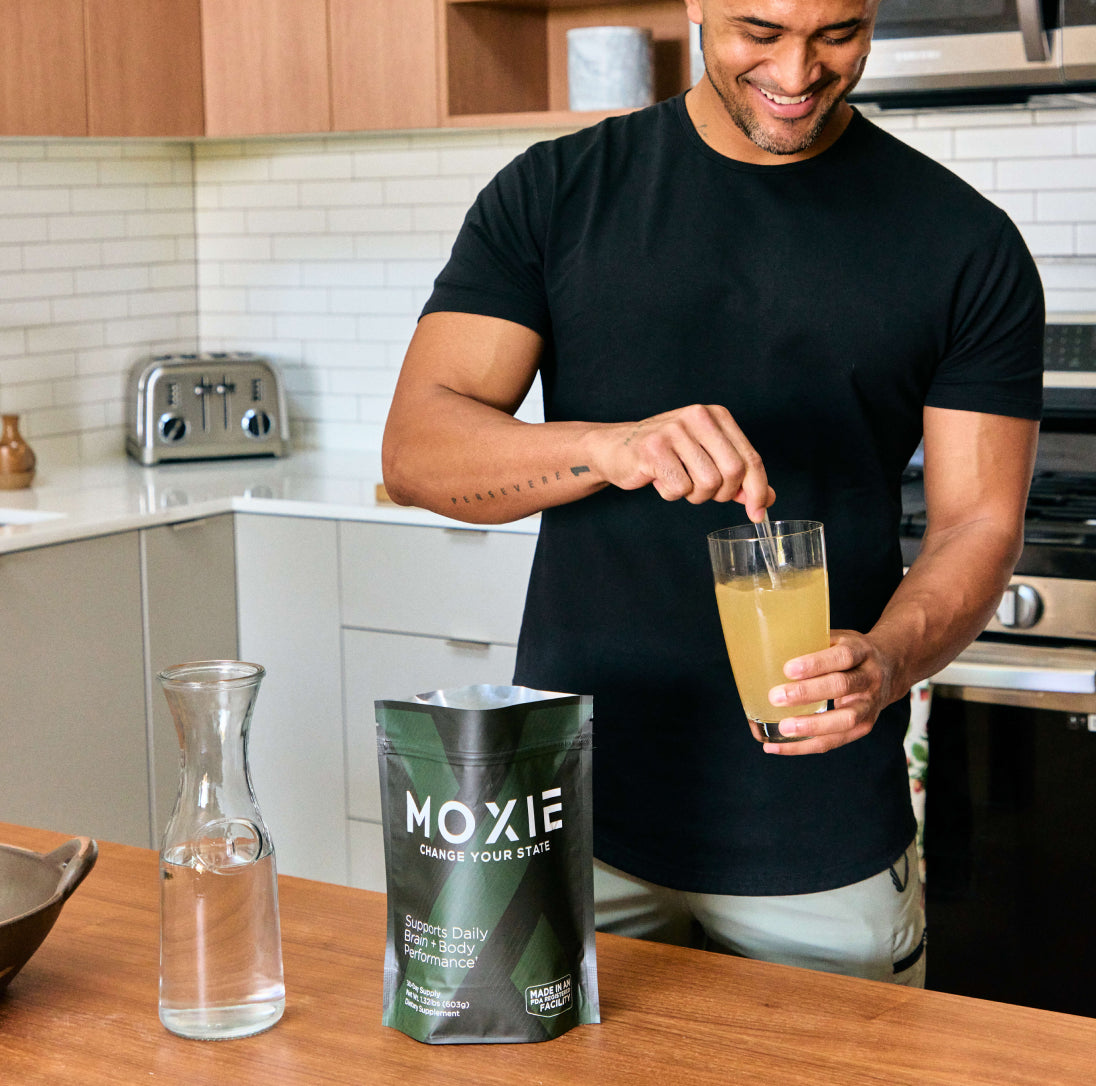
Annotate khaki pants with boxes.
[594,838,926,986]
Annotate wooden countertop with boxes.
[1,823,1094,1085]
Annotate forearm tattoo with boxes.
[449,466,590,507]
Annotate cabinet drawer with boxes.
[339,521,536,643]
[347,819,386,894]
[343,627,518,822]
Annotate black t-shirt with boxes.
[422,95,1044,895]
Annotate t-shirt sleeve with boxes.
[421,149,552,338]
[924,214,1044,421]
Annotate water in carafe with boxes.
[158,661,285,1040]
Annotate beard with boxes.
[705,57,867,157]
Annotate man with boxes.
[382,0,1042,986]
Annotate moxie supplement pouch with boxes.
[376,684,599,1044]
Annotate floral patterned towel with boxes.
[905,681,931,885]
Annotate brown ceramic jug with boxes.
[0,414,36,489]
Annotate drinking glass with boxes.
[707,520,830,743]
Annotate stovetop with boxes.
[900,467,1096,581]
[899,321,1096,581]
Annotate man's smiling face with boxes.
[685,0,880,164]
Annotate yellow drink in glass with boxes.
[708,520,829,743]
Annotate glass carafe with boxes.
[157,660,285,1040]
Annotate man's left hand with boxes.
[761,631,901,755]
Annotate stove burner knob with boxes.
[158,413,188,444]
[995,584,1043,629]
[242,408,273,439]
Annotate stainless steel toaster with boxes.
[126,352,289,465]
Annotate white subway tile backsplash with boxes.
[1038,190,1096,222]
[943,160,996,191]
[249,287,328,313]
[194,209,249,234]
[272,235,355,260]
[18,161,99,187]
[126,211,195,238]
[220,262,303,287]
[27,321,104,354]
[29,242,104,270]
[127,289,198,318]
[199,237,273,262]
[72,186,148,213]
[269,153,357,181]
[247,209,327,235]
[0,217,49,244]
[0,300,50,327]
[1040,260,1096,288]
[0,270,74,300]
[104,315,185,346]
[0,329,23,357]
[49,214,128,242]
[998,157,1096,190]
[217,182,301,209]
[197,286,249,312]
[382,176,474,205]
[1018,224,1076,257]
[328,287,417,315]
[988,191,1036,222]
[354,234,446,261]
[100,238,180,265]
[0,188,71,215]
[302,263,385,288]
[352,149,441,178]
[957,123,1076,158]
[274,313,358,341]
[1,106,1094,459]
[98,159,180,185]
[327,206,414,234]
[51,294,129,324]
[300,180,385,206]
[2,351,76,384]
[199,313,276,340]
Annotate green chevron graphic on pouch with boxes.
[376,686,599,1044]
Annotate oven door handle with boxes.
[1017,0,1051,63]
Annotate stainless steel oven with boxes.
[852,0,1096,107]
[899,320,1096,1016]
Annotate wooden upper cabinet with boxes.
[85,0,205,137]
[329,0,439,132]
[0,0,87,136]
[0,0,443,138]
[201,0,331,136]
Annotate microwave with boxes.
[851,0,1096,107]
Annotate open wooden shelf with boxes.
[439,0,693,124]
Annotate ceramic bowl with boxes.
[0,837,98,991]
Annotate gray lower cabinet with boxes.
[0,510,536,888]
[233,513,347,885]
[141,515,239,845]
[341,628,519,891]
[339,521,536,892]
[0,532,149,845]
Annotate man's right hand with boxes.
[582,403,775,520]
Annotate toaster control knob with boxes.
[996,584,1042,629]
[158,414,188,444]
[242,408,273,439]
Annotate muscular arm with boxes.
[382,311,773,524]
[768,405,1038,754]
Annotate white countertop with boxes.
[0,450,540,555]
